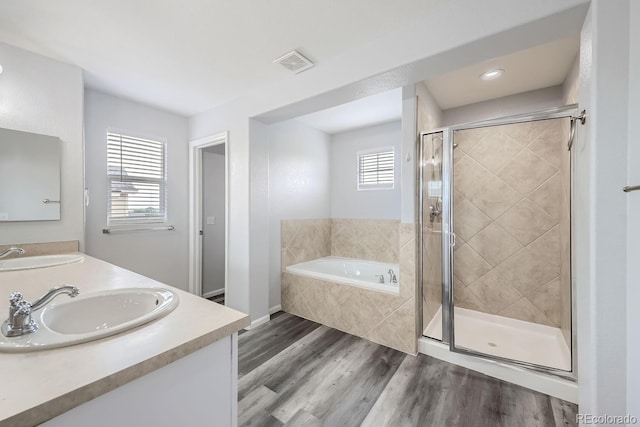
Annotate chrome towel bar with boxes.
[102,225,175,234]
[623,185,640,193]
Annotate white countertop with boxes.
[0,254,250,426]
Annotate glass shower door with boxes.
[448,117,573,373]
[419,130,452,343]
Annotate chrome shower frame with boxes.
[417,104,584,381]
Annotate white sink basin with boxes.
[0,288,179,352]
[0,254,84,271]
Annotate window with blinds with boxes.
[357,148,395,190]
[107,132,167,226]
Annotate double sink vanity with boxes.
[0,244,249,426]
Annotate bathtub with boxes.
[285,256,400,295]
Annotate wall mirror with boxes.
[0,127,61,221]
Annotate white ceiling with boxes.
[425,34,580,110]
[0,0,438,116]
[295,88,402,134]
[293,35,578,134]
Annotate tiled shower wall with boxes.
[450,118,570,328]
[281,219,417,354]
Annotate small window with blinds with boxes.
[357,148,395,190]
[107,132,167,226]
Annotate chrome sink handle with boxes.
[9,292,23,306]
[2,285,79,338]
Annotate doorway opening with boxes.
[189,132,229,302]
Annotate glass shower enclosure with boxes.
[419,106,579,377]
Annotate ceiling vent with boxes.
[273,50,314,74]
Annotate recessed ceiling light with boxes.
[480,69,504,80]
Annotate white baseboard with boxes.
[269,304,282,315]
[244,314,270,330]
[202,288,225,299]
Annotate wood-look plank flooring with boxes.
[238,312,577,427]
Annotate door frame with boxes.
[188,131,229,298]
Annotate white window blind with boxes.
[357,148,395,190]
[107,132,167,225]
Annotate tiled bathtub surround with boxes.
[450,118,571,328]
[331,218,399,263]
[281,219,417,354]
[280,219,331,270]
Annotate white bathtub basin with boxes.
[0,254,84,271]
[286,256,400,295]
[0,288,179,352]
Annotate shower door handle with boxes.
[450,232,456,248]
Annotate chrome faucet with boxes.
[2,285,79,337]
[375,274,385,284]
[0,247,25,259]
[388,269,397,284]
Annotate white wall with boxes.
[627,0,640,418]
[575,0,630,417]
[563,54,580,104]
[441,86,565,126]
[330,121,401,219]
[416,82,443,131]
[0,42,84,246]
[249,119,271,320]
[84,90,190,290]
[202,149,226,295]
[268,120,331,309]
[189,0,589,321]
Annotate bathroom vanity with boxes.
[0,254,249,427]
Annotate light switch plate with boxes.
[206,216,216,225]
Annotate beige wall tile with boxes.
[495,247,558,296]
[465,270,522,314]
[497,149,557,195]
[528,174,562,220]
[466,132,524,174]
[454,244,492,285]
[453,129,483,154]
[529,125,564,169]
[454,197,492,242]
[528,277,561,326]
[366,298,417,354]
[454,284,484,312]
[467,176,521,220]
[528,226,561,276]
[331,219,399,263]
[498,120,549,145]
[467,223,523,267]
[497,199,556,245]
[453,155,492,198]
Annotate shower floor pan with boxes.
[424,306,571,371]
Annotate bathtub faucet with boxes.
[375,275,385,284]
[388,269,397,284]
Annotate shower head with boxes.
[453,143,459,149]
